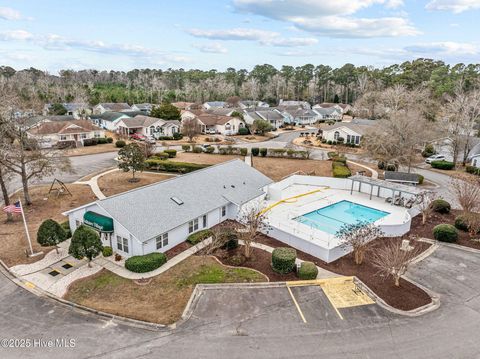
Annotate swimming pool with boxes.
[295,200,389,235]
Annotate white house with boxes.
[313,107,343,121]
[43,103,91,119]
[130,103,153,114]
[93,103,131,114]
[314,103,352,114]
[181,110,246,135]
[322,119,376,145]
[203,101,226,110]
[467,143,480,168]
[116,115,180,138]
[89,112,131,131]
[278,100,311,109]
[279,107,319,125]
[243,109,286,129]
[239,100,270,109]
[62,160,273,258]
[27,120,105,148]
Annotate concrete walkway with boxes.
[92,237,214,280]
[74,167,118,199]
[244,155,252,167]
[347,159,379,179]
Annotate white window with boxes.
[188,218,199,233]
[202,215,207,228]
[355,136,360,145]
[116,236,129,253]
[334,131,340,140]
[221,206,226,217]
[60,135,67,141]
[156,233,168,249]
[81,133,87,139]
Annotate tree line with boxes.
[1,58,479,107]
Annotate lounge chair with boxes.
[385,197,392,203]
[404,198,414,209]
[394,197,403,206]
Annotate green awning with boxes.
[83,211,114,232]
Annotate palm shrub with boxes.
[69,225,103,267]
[271,247,297,274]
[37,219,68,253]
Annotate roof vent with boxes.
[170,196,184,205]
[231,185,235,188]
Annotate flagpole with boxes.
[18,198,35,256]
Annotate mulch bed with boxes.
[256,234,432,311]
[165,242,192,260]
[410,210,480,250]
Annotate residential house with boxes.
[239,100,269,109]
[467,143,480,168]
[205,107,238,117]
[116,115,180,138]
[181,110,246,135]
[243,109,285,129]
[279,107,320,125]
[313,107,343,121]
[172,102,197,110]
[93,103,131,114]
[62,160,273,258]
[278,99,311,109]
[314,103,352,114]
[27,120,104,148]
[89,112,131,131]
[43,103,91,119]
[321,119,376,145]
[21,115,76,130]
[203,101,226,110]
[130,103,153,114]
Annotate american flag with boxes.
[3,201,22,214]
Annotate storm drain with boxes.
[48,270,60,277]
[62,263,73,269]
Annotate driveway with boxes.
[1,245,479,358]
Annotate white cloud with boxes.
[193,42,228,54]
[0,30,34,41]
[426,0,480,13]
[0,7,22,20]
[404,41,479,56]
[233,0,417,38]
[187,27,318,47]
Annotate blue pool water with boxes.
[295,200,389,235]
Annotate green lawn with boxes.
[65,255,266,324]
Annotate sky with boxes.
[0,0,479,73]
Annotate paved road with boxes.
[0,244,479,358]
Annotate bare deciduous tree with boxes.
[451,177,480,213]
[417,191,437,225]
[237,204,267,259]
[336,221,384,265]
[181,117,201,142]
[371,239,423,287]
[0,164,13,222]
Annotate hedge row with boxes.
[145,159,209,173]
[251,147,310,159]
[466,165,480,175]
[431,160,455,170]
[125,252,167,273]
[186,229,213,245]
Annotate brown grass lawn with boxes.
[252,157,332,181]
[64,255,266,324]
[171,152,243,165]
[98,170,174,197]
[0,184,97,267]
[65,143,119,157]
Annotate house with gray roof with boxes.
[63,160,273,258]
[467,143,480,168]
[203,101,226,110]
[43,103,91,119]
[93,103,132,114]
[130,103,153,114]
[116,115,180,138]
[89,112,131,131]
[278,107,319,125]
[243,108,286,129]
[321,119,376,145]
[313,107,343,121]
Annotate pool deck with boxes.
[263,183,411,250]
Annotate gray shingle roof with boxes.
[95,160,273,242]
[384,171,420,184]
[468,143,480,160]
[323,119,377,135]
[90,112,128,122]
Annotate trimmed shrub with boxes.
[238,127,249,135]
[106,137,113,143]
[37,219,68,247]
[466,165,480,175]
[97,137,108,144]
[181,144,191,152]
[327,151,338,159]
[61,220,72,238]
[297,261,318,280]
[418,174,424,185]
[240,148,248,156]
[331,155,347,164]
[157,136,173,140]
[422,144,436,158]
[431,199,451,214]
[83,138,98,146]
[145,159,209,173]
[173,132,183,140]
[102,246,113,257]
[259,148,267,157]
[125,252,167,273]
[454,215,469,231]
[69,225,102,262]
[192,146,203,153]
[205,146,215,153]
[433,224,458,243]
[251,147,259,156]
[115,140,126,148]
[164,149,177,158]
[271,247,297,274]
[186,229,213,245]
[229,254,246,266]
[431,160,455,170]
[156,152,169,160]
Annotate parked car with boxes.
[130,133,146,141]
[425,154,446,164]
[205,128,216,135]
[145,136,156,144]
[200,144,212,151]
